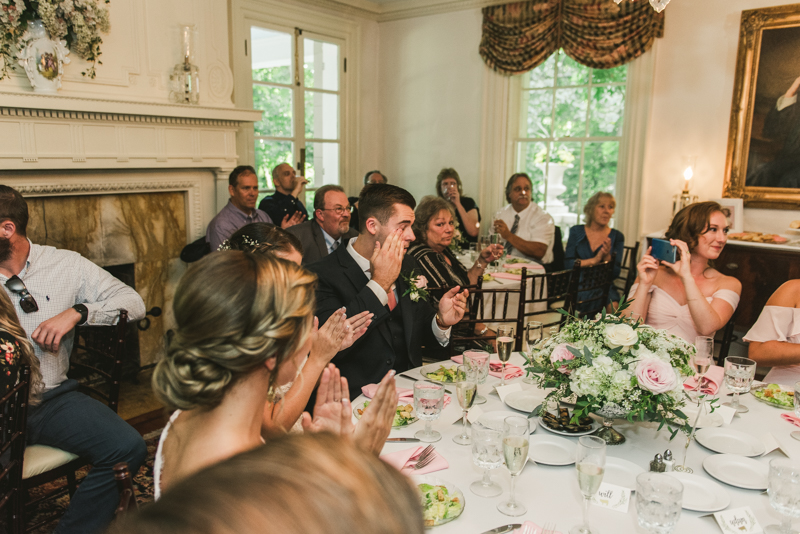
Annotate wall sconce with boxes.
[169,25,200,105]
[672,156,698,216]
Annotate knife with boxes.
[385,437,421,442]
[480,524,522,534]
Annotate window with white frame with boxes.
[250,26,342,212]
[514,50,627,231]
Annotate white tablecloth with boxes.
[365,353,796,534]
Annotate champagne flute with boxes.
[691,337,714,397]
[469,242,479,265]
[489,233,502,272]
[636,472,683,534]
[570,436,606,534]
[792,381,800,442]
[523,321,543,384]
[470,421,503,497]
[766,458,800,534]
[497,416,530,516]
[413,382,444,443]
[464,350,490,405]
[496,326,515,387]
[721,356,756,414]
[453,365,478,445]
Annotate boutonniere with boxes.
[401,271,429,302]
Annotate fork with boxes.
[402,445,434,470]
[541,522,556,534]
[413,453,436,470]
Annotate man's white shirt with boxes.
[493,203,556,264]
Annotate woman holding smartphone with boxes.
[623,201,741,343]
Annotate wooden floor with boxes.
[118,368,167,434]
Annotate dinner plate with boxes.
[666,472,730,512]
[528,434,576,466]
[478,411,536,433]
[419,362,459,383]
[537,417,597,437]
[604,457,645,490]
[750,384,794,411]
[353,401,417,428]
[504,390,544,413]
[703,454,769,491]
[413,475,465,527]
[695,428,766,457]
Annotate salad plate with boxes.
[420,362,459,383]
[695,428,765,457]
[666,472,730,512]
[478,411,536,433]
[604,457,645,490]
[751,383,794,410]
[528,434,576,466]
[353,401,417,428]
[703,454,769,491]
[413,475,465,527]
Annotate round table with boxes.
[365,353,797,534]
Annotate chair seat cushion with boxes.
[23,444,80,479]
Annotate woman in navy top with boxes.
[565,192,625,310]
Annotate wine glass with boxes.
[497,416,530,516]
[721,356,756,414]
[792,381,800,442]
[636,472,683,534]
[496,326,515,387]
[766,458,800,534]
[453,365,478,445]
[470,421,503,497]
[468,242,478,265]
[523,321,543,384]
[570,436,606,534]
[464,350,490,405]
[413,382,444,443]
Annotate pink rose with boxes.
[635,359,677,394]
[415,275,428,289]
[550,343,575,374]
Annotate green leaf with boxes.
[567,346,584,359]
[582,346,593,366]
[673,409,687,420]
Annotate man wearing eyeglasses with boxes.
[0,186,147,534]
[286,185,358,265]
[492,172,555,265]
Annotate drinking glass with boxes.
[464,350,490,405]
[636,472,683,534]
[413,382,444,443]
[470,421,503,497]
[469,242,479,265]
[453,365,478,445]
[793,381,800,442]
[570,436,606,534]
[721,356,756,414]
[496,326,515,387]
[692,337,714,394]
[497,416,530,516]
[766,458,800,534]
[489,233,503,272]
[523,321,543,384]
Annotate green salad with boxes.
[357,401,416,427]
[505,268,523,275]
[752,383,794,408]
[419,483,462,527]
[481,273,494,282]
[505,257,528,264]
[425,365,458,383]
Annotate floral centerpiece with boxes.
[1,0,111,80]
[524,302,695,442]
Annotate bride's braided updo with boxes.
[153,251,316,411]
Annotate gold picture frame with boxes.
[724,3,800,209]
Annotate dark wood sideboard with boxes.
[716,243,800,328]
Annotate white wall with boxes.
[641,0,800,236]
[378,9,486,203]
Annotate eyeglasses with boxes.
[5,275,38,313]
[318,206,353,215]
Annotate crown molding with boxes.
[294,0,508,22]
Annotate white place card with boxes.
[717,405,737,426]
[495,383,522,403]
[713,507,763,534]
[467,406,484,424]
[590,482,630,513]
[762,432,793,459]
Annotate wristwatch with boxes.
[72,304,88,325]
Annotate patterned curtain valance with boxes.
[479,0,664,75]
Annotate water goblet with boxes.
[413,381,444,443]
[497,416,530,516]
[464,350,490,405]
[792,381,800,442]
[453,365,478,445]
[721,356,756,414]
[570,436,606,534]
[470,421,503,497]
[636,472,683,534]
[496,326,515,387]
[523,321,543,384]
[766,458,800,534]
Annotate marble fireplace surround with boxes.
[0,95,262,365]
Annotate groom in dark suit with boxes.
[308,184,469,400]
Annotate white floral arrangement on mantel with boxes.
[0,0,111,80]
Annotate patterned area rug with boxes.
[21,429,160,534]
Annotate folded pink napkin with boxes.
[683,365,724,395]
[450,355,523,379]
[492,272,522,281]
[512,522,563,534]
[360,384,451,406]
[381,446,449,475]
[782,413,800,427]
[503,263,543,271]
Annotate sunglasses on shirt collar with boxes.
[5,275,39,313]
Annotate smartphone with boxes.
[651,238,677,263]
